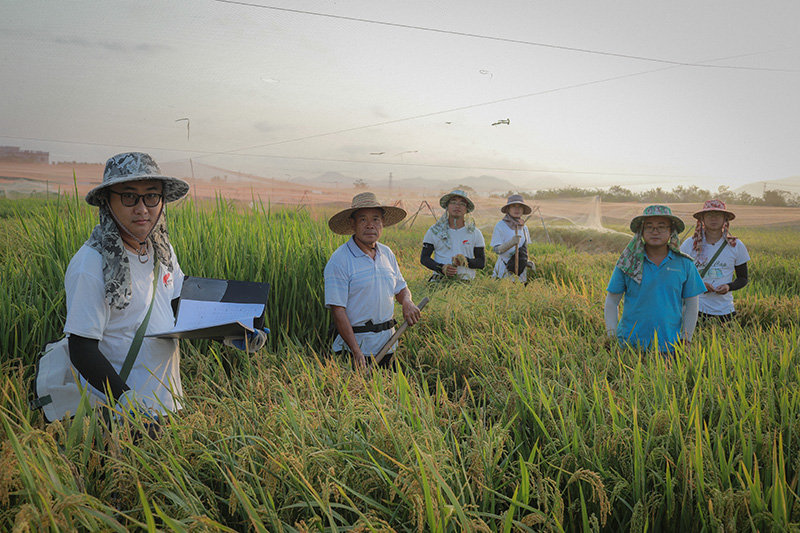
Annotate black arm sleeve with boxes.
[727,262,749,291]
[467,247,486,269]
[68,335,130,401]
[420,243,443,274]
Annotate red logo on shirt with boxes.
[162,272,173,288]
[462,240,469,245]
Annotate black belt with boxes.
[351,319,396,334]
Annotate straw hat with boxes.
[630,204,685,233]
[439,189,475,212]
[500,194,532,215]
[328,192,406,235]
[85,152,190,207]
[693,199,736,221]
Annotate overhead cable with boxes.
[214,0,799,73]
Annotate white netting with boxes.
[0,178,60,199]
[400,195,628,233]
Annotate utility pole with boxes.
[389,172,393,192]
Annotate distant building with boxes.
[0,146,49,164]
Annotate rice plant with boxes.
[2,196,799,531]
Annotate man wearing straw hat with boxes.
[64,152,265,421]
[490,194,534,282]
[324,192,421,369]
[605,205,705,356]
[680,199,750,323]
[420,189,486,281]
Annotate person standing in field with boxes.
[605,205,706,356]
[324,192,421,369]
[63,153,265,425]
[680,199,750,323]
[420,189,486,281]
[490,194,534,282]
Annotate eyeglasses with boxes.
[449,201,468,208]
[642,224,671,233]
[108,190,163,207]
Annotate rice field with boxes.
[1,195,799,532]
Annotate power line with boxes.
[214,0,799,73]
[0,134,731,182]
[0,135,203,155]
[2,48,783,184]
[185,64,680,159]
[762,181,800,190]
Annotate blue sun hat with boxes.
[85,152,190,207]
[630,204,685,233]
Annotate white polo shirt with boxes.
[64,244,184,413]
[680,236,751,315]
[422,225,485,280]
[324,237,408,356]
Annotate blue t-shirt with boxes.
[607,250,705,352]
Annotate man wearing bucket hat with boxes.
[63,152,265,421]
[324,192,421,368]
[420,189,486,281]
[605,205,705,355]
[490,194,535,282]
[680,199,750,323]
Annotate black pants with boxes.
[699,311,736,324]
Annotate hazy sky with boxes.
[2,1,800,191]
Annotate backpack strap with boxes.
[698,240,727,279]
[119,258,160,382]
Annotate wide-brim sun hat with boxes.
[439,189,475,212]
[328,192,407,235]
[693,199,736,221]
[500,194,532,215]
[85,152,190,207]
[630,204,685,233]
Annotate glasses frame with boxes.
[448,201,468,208]
[107,189,163,208]
[642,224,672,234]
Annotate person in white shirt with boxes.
[490,194,534,282]
[324,192,421,369]
[64,152,191,418]
[64,153,265,425]
[420,189,486,281]
[680,199,750,323]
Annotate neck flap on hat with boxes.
[615,228,693,284]
[429,211,476,248]
[86,204,174,310]
[502,212,525,231]
[691,219,738,259]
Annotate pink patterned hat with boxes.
[693,199,735,221]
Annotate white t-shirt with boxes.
[324,238,408,357]
[490,220,531,282]
[680,236,750,315]
[422,224,486,280]
[64,244,184,413]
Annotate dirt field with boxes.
[2,161,799,228]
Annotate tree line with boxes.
[496,184,800,207]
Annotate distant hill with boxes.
[295,172,523,193]
[734,175,800,197]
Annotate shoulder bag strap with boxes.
[119,258,160,382]
[698,240,727,278]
